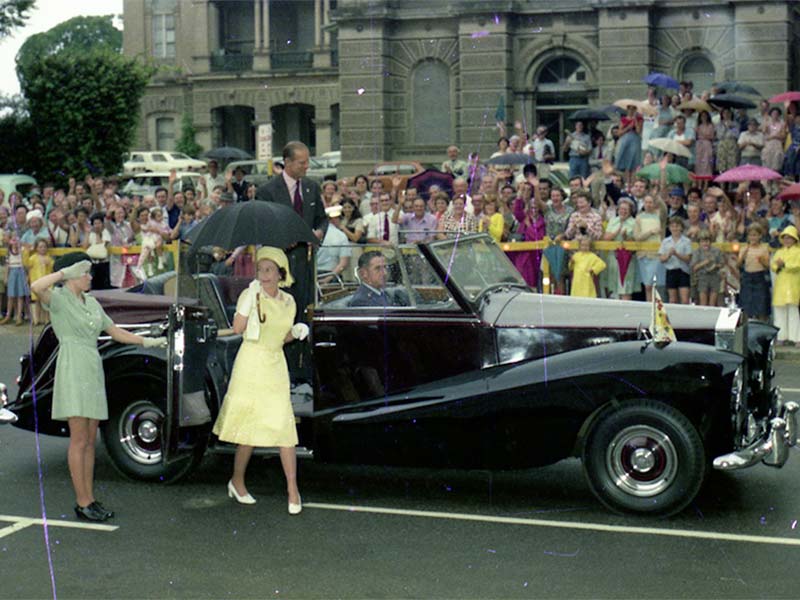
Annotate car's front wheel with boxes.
[582,400,706,517]
[102,380,208,483]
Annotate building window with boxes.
[412,60,451,145]
[153,13,176,58]
[681,55,715,96]
[156,117,176,150]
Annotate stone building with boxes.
[124,0,800,176]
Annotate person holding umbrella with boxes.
[212,247,308,511]
[562,121,592,179]
[615,104,644,188]
[761,108,787,174]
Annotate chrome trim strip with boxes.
[314,314,480,324]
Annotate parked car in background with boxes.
[5,233,793,517]
[120,172,203,196]
[123,151,206,173]
[226,160,273,187]
[368,161,426,192]
[306,156,338,183]
[316,151,341,168]
[0,174,38,201]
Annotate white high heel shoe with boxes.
[228,480,256,505]
[288,496,302,515]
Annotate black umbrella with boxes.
[568,109,611,122]
[407,168,455,200]
[202,146,253,164]
[486,153,534,166]
[712,81,761,96]
[598,104,626,116]
[186,201,318,256]
[709,94,757,110]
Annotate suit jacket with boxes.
[349,284,390,308]
[255,174,327,232]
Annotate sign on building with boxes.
[257,124,273,161]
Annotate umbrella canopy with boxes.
[186,201,318,256]
[486,153,534,166]
[643,72,679,90]
[714,164,782,182]
[613,99,657,116]
[599,104,625,116]
[776,183,800,201]
[713,81,761,96]
[768,91,800,104]
[636,163,690,185]
[407,168,455,200]
[676,99,713,113]
[201,146,253,164]
[708,94,757,110]
[568,109,611,122]
[648,137,692,159]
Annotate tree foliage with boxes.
[175,113,203,158]
[16,15,122,89]
[22,51,154,183]
[0,0,35,39]
[0,94,36,175]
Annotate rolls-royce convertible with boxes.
[4,234,796,516]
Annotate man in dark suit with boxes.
[256,141,327,380]
[350,251,408,307]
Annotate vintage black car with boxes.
[4,234,797,517]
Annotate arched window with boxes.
[681,55,715,96]
[537,57,587,90]
[412,60,451,145]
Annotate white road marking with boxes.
[304,503,800,547]
[781,387,800,393]
[0,515,118,537]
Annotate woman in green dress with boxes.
[31,253,167,522]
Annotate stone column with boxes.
[312,0,331,68]
[254,0,261,50]
[253,0,271,70]
[314,0,322,47]
[323,0,331,47]
[315,103,332,154]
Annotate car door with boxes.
[311,245,488,467]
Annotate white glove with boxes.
[142,336,168,349]
[60,260,91,280]
[291,323,309,341]
[237,287,255,317]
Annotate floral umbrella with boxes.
[714,164,782,182]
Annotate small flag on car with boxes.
[650,288,677,343]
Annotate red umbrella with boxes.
[615,248,633,285]
[768,91,800,104]
[714,164,782,182]
[777,183,800,201]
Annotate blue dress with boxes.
[783,122,800,177]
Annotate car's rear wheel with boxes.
[582,400,705,517]
[102,379,208,483]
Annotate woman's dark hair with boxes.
[770,107,783,117]
[75,206,89,217]
[90,212,106,225]
[277,266,287,281]
[54,251,91,272]
[497,136,509,146]
[137,206,150,219]
[353,174,369,187]
[340,197,362,221]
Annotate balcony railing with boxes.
[210,53,253,72]
[270,51,313,70]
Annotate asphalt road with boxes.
[1,328,799,599]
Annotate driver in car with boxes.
[350,251,408,307]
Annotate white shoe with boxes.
[288,496,302,515]
[227,480,256,505]
[0,407,17,424]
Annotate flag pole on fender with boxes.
[649,277,677,343]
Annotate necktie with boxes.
[293,181,303,216]
[383,212,390,241]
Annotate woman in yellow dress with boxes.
[25,238,54,325]
[569,236,606,297]
[212,247,309,513]
[770,225,800,346]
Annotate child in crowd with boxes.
[659,216,692,304]
[569,236,606,297]
[1,234,28,325]
[25,238,54,325]
[737,223,771,321]
[170,204,197,242]
[771,225,800,346]
[691,230,723,307]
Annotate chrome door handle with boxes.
[314,341,337,348]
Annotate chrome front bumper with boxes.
[713,389,798,471]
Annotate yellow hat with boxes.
[255,246,294,287]
[780,225,799,242]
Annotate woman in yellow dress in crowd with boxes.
[770,225,800,346]
[569,236,606,297]
[25,238,54,325]
[213,247,309,513]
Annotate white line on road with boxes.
[0,515,118,535]
[782,387,800,393]
[304,503,800,547]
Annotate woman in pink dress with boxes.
[694,110,715,179]
[762,107,786,172]
[510,182,545,288]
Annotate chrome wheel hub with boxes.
[606,425,678,497]
[118,401,164,465]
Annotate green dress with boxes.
[44,286,113,421]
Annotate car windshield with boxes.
[428,235,528,302]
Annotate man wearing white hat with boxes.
[317,204,351,282]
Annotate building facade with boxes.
[124,0,800,175]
